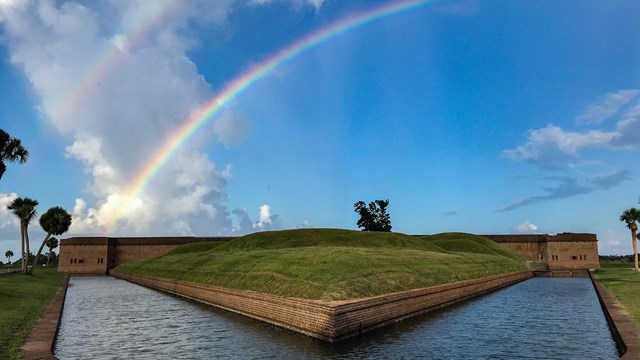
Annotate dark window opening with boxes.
[571,256,577,260]
[78,259,84,264]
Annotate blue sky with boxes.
[0,0,639,257]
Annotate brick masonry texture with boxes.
[110,270,533,343]
[58,237,235,274]
[483,233,599,270]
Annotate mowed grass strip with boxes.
[117,229,526,301]
[0,268,65,360]
[595,263,640,324]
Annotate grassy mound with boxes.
[116,229,526,301]
[418,232,523,260]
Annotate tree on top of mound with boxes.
[354,199,392,232]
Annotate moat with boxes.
[55,276,618,359]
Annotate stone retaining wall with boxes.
[111,270,533,343]
[21,273,69,360]
[588,271,640,358]
[533,269,590,277]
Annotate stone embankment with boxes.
[589,272,640,359]
[111,270,533,343]
[20,274,69,360]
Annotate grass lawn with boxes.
[594,262,640,325]
[116,229,526,301]
[0,267,65,360]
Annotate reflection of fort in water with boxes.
[57,232,600,274]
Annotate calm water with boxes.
[55,276,618,360]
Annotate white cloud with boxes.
[231,204,283,234]
[502,125,617,169]
[511,221,538,234]
[248,0,325,11]
[306,0,325,11]
[575,89,639,126]
[611,101,640,147]
[254,203,282,230]
[213,112,251,148]
[0,192,18,219]
[65,134,119,197]
[504,90,640,170]
[0,192,20,234]
[0,1,244,236]
[256,204,273,228]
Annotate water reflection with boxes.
[55,276,618,360]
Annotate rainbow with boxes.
[112,0,437,230]
[51,0,180,123]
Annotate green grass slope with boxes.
[0,268,66,360]
[595,263,640,325]
[116,229,526,301]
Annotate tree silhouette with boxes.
[354,199,392,232]
[621,207,640,273]
[46,237,59,266]
[33,206,72,270]
[5,250,13,264]
[0,129,29,180]
[8,197,38,273]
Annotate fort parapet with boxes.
[482,233,599,270]
[58,232,599,274]
[58,236,237,274]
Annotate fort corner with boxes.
[483,233,599,270]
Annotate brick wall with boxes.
[113,244,180,267]
[110,270,533,343]
[483,233,599,270]
[59,237,234,274]
[547,241,599,270]
[496,241,544,261]
[58,243,110,274]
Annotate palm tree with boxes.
[33,206,71,270]
[5,250,13,264]
[45,237,59,266]
[620,208,640,273]
[8,197,38,274]
[0,129,29,180]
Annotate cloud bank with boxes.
[0,0,309,235]
[501,89,638,211]
[504,89,640,169]
[511,221,538,234]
